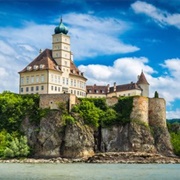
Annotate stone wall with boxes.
[149,98,166,127]
[106,97,118,107]
[39,93,77,111]
[130,96,149,124]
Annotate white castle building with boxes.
[19,19,149,98]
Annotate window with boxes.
[21,88,23,93]
[41,86,44,91]
[71,79,73,86]
[55,75,57,83]
[36,86,39,91]
[51,86,53,91]
[26,87,29,92]
[51,74,53,82]
[41,75,44,82]
[55,86,57,91]
[66,78,68,85]
[26,77,29,84]
[63,77,65,85]
[58,87,60,92]
[71,90,73,94]
[58,76,60,84]
[77,80,79,87]
[31,76,34,83]
[36,75,39,83]
[74,90,76,95]
[21,77,24,85]
[74,80,76,87]
[31,87,34,91]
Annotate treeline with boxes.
[0,91,46,158]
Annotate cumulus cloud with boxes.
[79,57,180,118]
[79,56,154,85]
[131,1,180,29]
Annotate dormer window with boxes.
[33,65,38,70]
[27,66,32,71]
[40,64,45,69]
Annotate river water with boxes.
[0,163,179,180]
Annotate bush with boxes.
[170,132,180,156]
[0,130,30,158]
[113,96,134,124]
[72,100,104,128]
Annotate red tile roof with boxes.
[109,82,141,93]
[86,85,108,94]
[19,49,86,80]
[19,49,60,73]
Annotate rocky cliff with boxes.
[21,97,174,158]
[21,110,94,158]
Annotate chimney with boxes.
[39,49,42,54]
[107,84,110,93]
[114,82,116,92]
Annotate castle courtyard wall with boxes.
[39,93,77,111]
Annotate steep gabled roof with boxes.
[137,71,149,85]
[19,49,61,73]
[109,82,141,93]
[86,84,108,94]
[69,61,87,80]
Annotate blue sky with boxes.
[0,0,180,119]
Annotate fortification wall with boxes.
[106,97,118,107]
[130,96,149,124]
[39,94,77,111]
[148,98,166,127]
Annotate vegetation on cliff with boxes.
[72,97,134,128]
[0,91,46,158]
[167,122,180,156]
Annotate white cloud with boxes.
[167,109,180,119]
[79,57,180,118]
[79,56,154,85]
[131,1,180,29]
[63,13,139,59]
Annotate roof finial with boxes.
[39,49,42,54]
[60,16,62,23]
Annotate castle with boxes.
[19,19,149,98]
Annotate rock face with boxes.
[101,122,156,153]
[21,97,174,158]
[21,111,94,158]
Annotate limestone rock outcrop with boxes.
[21,111,94,158]
[101,122,156,153]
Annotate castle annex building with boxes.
[86,71,149,98]
[19,19,87,97]
[19,19,149,98]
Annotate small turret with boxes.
[137,71,149,97]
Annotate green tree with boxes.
[154,91,159,98]
[72,100,104,128]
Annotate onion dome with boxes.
[54,18,68,34]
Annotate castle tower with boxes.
[52,18,72,68]
[137,71,149,97]
[18,18,87,97]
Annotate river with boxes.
[0,163,180,180]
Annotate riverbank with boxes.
[0,152,180,164]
